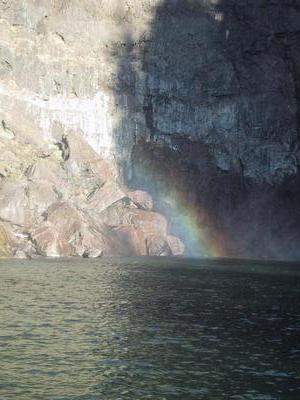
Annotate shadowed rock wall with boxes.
[116,0,300,259]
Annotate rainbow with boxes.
[162,192,227,258]
[130,144,229,258]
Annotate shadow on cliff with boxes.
[114,0,300,260]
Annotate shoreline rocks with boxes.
[0,121,184,259]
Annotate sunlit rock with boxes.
[127,190,153,211]
[31,223,74,257]
[11,233,35,259]
[38,202,131,257]
[0,182,33,227]
[27,180,59,219]
[0,117,183,258]
[167,235,185,256]
[62,130,120,182]
[67,219,128,258]
[0,120,15,140]
[0,224,12,258]
[13,249,31,259]
[82,180,126,215]
[101,205,168,237]
[26,158,65,189]
[100,203,178,256]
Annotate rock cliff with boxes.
[0,121,183,258]
[0,0,300,259]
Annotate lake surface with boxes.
[0,257,299,400]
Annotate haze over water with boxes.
[0,257,299,400]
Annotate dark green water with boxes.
[0,257,300,400]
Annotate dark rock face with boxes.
[116,1,300,181]
[116,0,300,259]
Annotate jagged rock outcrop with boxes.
[1,0,300,259]
[127,190,153,211]
[0,113,184,258]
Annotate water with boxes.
[0,257,299,400]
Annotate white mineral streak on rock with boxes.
[0,83,116,158]
[29,93,115,158]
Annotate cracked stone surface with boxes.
[0,0,300,259]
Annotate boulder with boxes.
[82,249,103,258]
[10,231,36,259]
[127,210,168,237]
[115,225,147,256]
[38,202,131,257]
[101,205,168,237]
[127,190,153,211]
[146,235,172,257]
[13,249,31,259]
[46,202,83,238]
[68,220,127,257]
[31,223,74,257]
[167,235,185,256]
[0,118,185,257]
[100,203,172,256]
[83,180,126,214]
[0,180,59,227]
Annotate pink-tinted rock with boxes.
[32,202,83,256]
[27,180,59,218]
[0,110,49,151]
[83,180,126,214]
[0,182,33,227]
[127,190,153,211]
[146,235,172,257]
[0,119,185,258]
[115,225,147,256]
[167,235,185,256]
[26,159,65,189]
[100,204,172,256]
[31,223,74,257]
[41,202,131,257]
[68,221,127,257]
[101,206,168,237]
[46,202,82,238]
[129,210,168,237]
